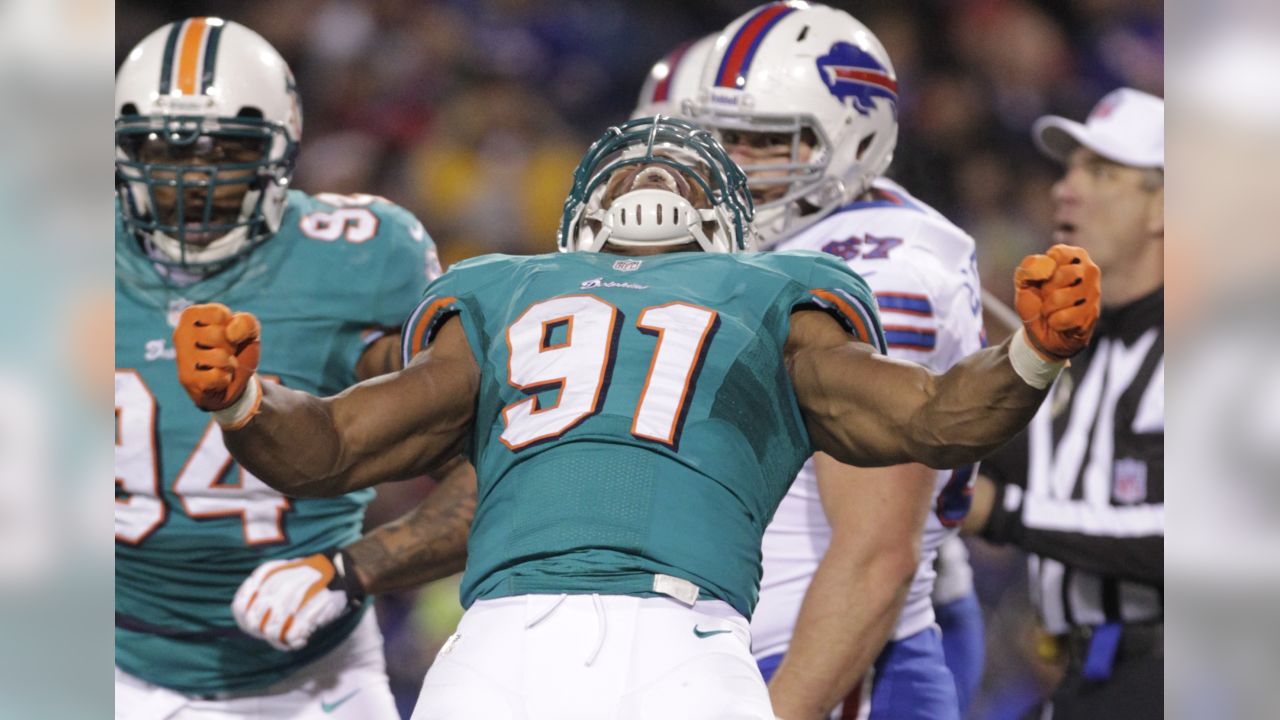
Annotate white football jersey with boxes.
[751,178,986,658]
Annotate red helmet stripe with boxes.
[715,3,795,89]
[653,40,695,103]
[830,67,898,94]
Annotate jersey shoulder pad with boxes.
[869,178,937,216]
[747,250,885,352]
[870,180,975,258]
[739,248,853,282]
[400,253,524,364]
[284,191,440,328]
[863,239,981,366]
[288,190,437,259]
[442,252,530,278]
[872,279,942,357]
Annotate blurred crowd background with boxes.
[113,0,1163,717]
[116,0,1163,305]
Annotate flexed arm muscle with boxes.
[174,306,479,498]
[788,245,1100,469]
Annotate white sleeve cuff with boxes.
[1008,328,1066,390]
[213,375,262,430]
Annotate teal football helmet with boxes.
[558,116,756,253]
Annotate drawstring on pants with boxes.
[526,594,568,629]
[585,594,606,667]
[523,593,608,666]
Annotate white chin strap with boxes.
[140,182,287,267]
[148,225,252,267]
[589,188,727,253]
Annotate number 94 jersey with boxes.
[402,250,885,620]
[115,190,437,695]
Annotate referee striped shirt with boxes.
[981,287,1163,633]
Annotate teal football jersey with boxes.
[115,190,437,694]
[402,250,884,619]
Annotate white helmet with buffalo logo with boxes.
[115,18,302,272]
[691,1,898,247]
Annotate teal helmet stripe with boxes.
[200,21,224,95]
[157,20,183,94]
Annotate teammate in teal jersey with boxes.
[173,116,1102,719]
[114,18,442,718]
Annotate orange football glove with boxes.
[173,303,262,412]
[1014,244,1101,360]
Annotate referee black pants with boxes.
[1025,652,1163,720]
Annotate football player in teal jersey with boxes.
[114,18,448,719]
[173,116,1101,719]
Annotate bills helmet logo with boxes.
[815,42,898,116]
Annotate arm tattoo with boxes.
[344,464,477,595]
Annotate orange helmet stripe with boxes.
[175,17,208,95]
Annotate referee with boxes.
[965,88,1164,719]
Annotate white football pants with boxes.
[114,612,398,719]
[411,593,774,719]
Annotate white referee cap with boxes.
[1033,88,1164,169]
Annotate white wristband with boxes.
[1008,328,1066,390]
[213,374,262,430]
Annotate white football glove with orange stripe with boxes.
[232,549,365,651]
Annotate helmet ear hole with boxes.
[120,103,139,116]
[857,133,875,160]
[236,107,265,120]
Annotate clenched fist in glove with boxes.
[1015,244,1101,359]
[232,549,366,652]
[1009,244,1101,388]
[174,303,262,428]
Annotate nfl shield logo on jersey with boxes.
[167,298,193,328]
[1112,458,1148,504]
[613,259,642,272]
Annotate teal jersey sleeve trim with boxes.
[749,250,887,352]
[401,290,464,366]
[399,253,516,366]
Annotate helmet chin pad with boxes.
[598,188,706,247]
[586,188,734,254]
